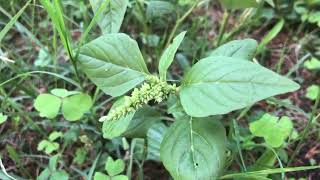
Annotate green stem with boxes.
[216,10,230,47]
[288,87,320,165]
[165,1,199,48]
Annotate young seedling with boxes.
[34,88,92,121]
[94,156,128,180]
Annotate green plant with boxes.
[94,157,128,180]
[37,155,69,180]
[34,88,92,121]
[76,13,301,177]
[37,131,63,154]
[249,113,293,148]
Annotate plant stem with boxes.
[288,87,320,165]
[216,10,230,47]
[165,1,199,48]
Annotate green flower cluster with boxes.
[100,76,177,122]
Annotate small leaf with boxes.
[48,131,63,141]
[94,172,109,180]
[304,57,320,70]
[102,97,161,139]
[218,0,258,9]
[158,31,186,80]
[160,117,227,180]
[306,85,320,101]
[180,56,300,117]
[37,140,60,154]
[78,33,149,97]
[249,113,293,148]
[257,19,285,53]
[51,88,80,98]
[0,113,8,124]
[62,93,92,121]
[73,147,88,165]
[105,157,125,176]
[34,94,61,118]
[90,0,129,34]
[210,39,258,60]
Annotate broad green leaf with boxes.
[94,172,109,180]
[102,97,161,139]
[105,157,125,176]
[210,39,258,60]
[0,113,8,124]
[180,56,300,117]
[249,113,293,148]
[306,85,320,100]
[218,0,258,9]
[78,33,149,97]
[48,131,63,141]
[304,57,320,70]
[90,0,128,34]
[62,93,92,121]
[257,19,285,54]
[160,117,227,180]
[34,94,61,118]
[159,31,186,80]
[50,88,79,98]
[146,1,175,20]
[146,123,168,161]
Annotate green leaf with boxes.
[146,122,168,161]
[257,19,285,54]
[73,147,88,165]
[48,131,63,141]
[249,113,293,148]
[49,154,59,172]
[0,113,8,124]
[50,170,69,180]
[50,88,79,98]
[112,175,128,180]
[304,57,320,70]
[78,33,149,97]
[37,140,60,154]
[180,56,300,117]
[160,117,227,180]
[306,85,320,100]
[146,1,175,20]
[62,93,92,121]
[210,39,258,60]
[94,172,109,180]
[37,168,51,180]
[105,157,125,176]
[159,31,186,80]
[34,94,61,119]
[90,0,128,34]
[218,0,258,9]
[102,97,161,139]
